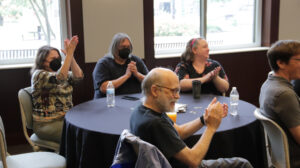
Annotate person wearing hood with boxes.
[93,33,148,99]
[30,35,83,143]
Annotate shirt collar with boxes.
[268,72,293,89]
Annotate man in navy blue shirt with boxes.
[130,67,252,168]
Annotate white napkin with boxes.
[175,103,187,113]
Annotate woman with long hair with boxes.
[175,38,229,95]
[30,35,83,143]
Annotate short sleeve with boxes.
[174,63,189,80]
[149,118,186,158]
[134,56,149,75]
[92,58,111,90]
[67,71,83,86]
[277,91,300,128]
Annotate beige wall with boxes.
[82,0,144,63]
[278,0,300,41]
[82,0,300,63]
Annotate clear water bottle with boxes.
[106,81,115,107]
[230,87,239,116]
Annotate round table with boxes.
[60,94,266,168]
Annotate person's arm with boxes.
[70,57,83,79]
[289,126,300,145]
[174,101,228,140]
[128,61,145,82]
[133,72,145,82]
[276,91,300,145]
[211,66,229,93]
[57,37,77,80]
[64,36,83,79]
[173,99,223,167]
[174,118,204,140]
[212,75,229,93]
[179,73,213,91]
[174,127,216,167]
[58,36,83,80]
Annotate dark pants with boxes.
[200,157,253,168]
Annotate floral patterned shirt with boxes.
[31,69,82,122]
[174,59,228,95]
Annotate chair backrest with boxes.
[254,108,290,168]
[18,87,60,152]
[0,115,65,168]
[0,116,8,168]
[18,87,33,129]
[111,129,172,168]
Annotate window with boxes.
[0,0,67,66]
[154,0,261,58]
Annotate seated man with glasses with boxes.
[260,40,300,168]
[130,67,252,168]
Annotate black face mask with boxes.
[49,58,62,71]
[119,48,130,59]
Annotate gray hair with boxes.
[181,37,204,63]
[108,33,133,58]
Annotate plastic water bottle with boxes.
[106,81,115,107]
[230,87,239,116]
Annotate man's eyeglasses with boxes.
[155,85,180,96]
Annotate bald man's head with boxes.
[141,67,179,96]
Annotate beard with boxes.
[156,97,177,112]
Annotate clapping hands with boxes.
[126,61,139,77]
[203,97,228,131]
[203,66,221,83]
[61,35,79,56]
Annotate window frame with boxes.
[144,0,279,69]
[0,0,69,68]
[153,0,262,57]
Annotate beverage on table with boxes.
[166,112,177,123]
[230,87,239,116]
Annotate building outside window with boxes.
[154,0,261,58]
[0,0,66,66]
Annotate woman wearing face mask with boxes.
[93,33,149,99]
[30,35,83,143]
[175,37,229,95]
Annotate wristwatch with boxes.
[200,115,205,125]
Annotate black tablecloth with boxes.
[60,94,266,168]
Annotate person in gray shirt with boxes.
[259,40,300,167]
